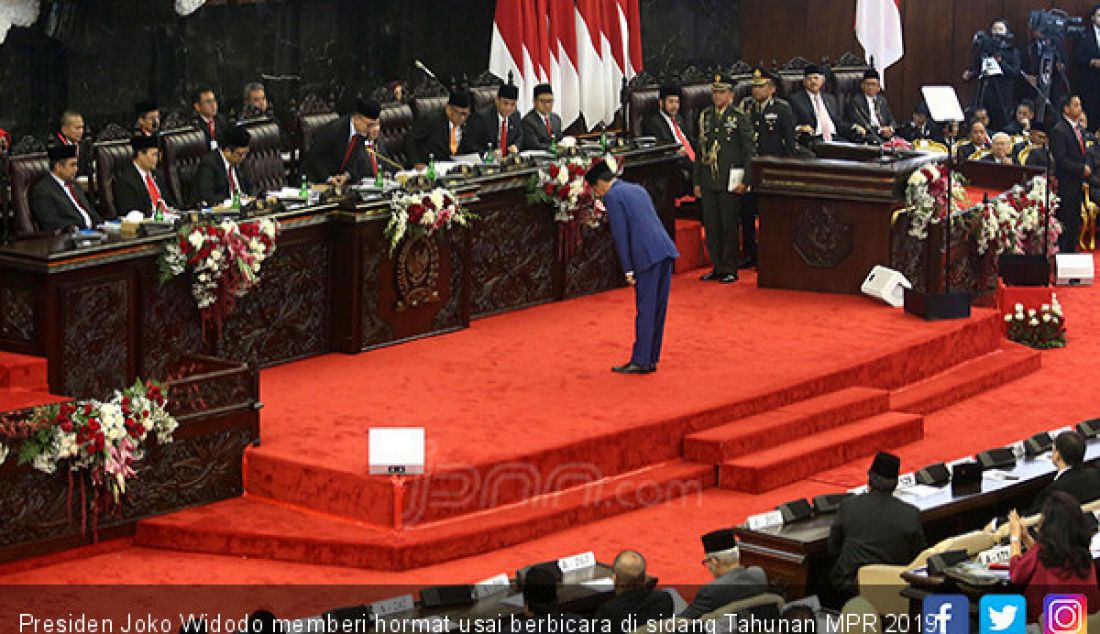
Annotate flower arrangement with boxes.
[527,155,613,228]
[1004,297,1066,349]
[903,163,970,241]
[0,379,178,539]
[384,187,473,256]
[158,218,280,337]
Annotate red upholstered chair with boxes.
[8,152,50,236]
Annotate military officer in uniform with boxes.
[737,68,796,269]
[694,73,755,283]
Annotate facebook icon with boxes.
[924,595,970,634]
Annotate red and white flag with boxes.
[549,0,581,128]
[855,0,904,88]
[575,0,610,127]
[489,0,536,112]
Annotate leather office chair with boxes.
[379,103,414,168]
[240,119,285,194]
[830,69,868,112]
[679,83,713,139]
[93,139,134,219]
[776,73,806,107]
[470,85,500,115]
[159,127,210,208]
[9,152,50,236]
[296,111,339,159]
[411,96,448,120]
[628,87,659,138]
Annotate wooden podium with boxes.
[753,144,936,294]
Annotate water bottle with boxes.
[231,190,241,210]
[299,173,309,199]
[600,129,608,151]
[485,143,494,164]
[374,169,384,188]
[550,137,558,157]
[153,201,164,222]
[426,154,437,181]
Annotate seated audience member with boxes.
[192,125,252,207]
[405,90,472,169]
[1016,121,1050,167]
[897,102,943,143]
[31,144,102,232]
[52,109,91,177]
[241,82,271,120]
[462,83,524,157]
[1009,492,1100,622]
[1087,138,1100,201]
[1080,112,1097,146]
[644,82,697,194]
[191,86,226,151]
[522,83,563,151]
[790,65,863,144]
[134,101,160,137]
[827,452,925,598]
[1003,101,1035,136]
[594,550,673,634]
[511,565,583,633]
[303,98,381,187]
[846,69,896,143]
[972,107,992,131]
[113,135,170,215]
[679,529,768,618]
[956,120,990,161]
[1028,430,1100,515]
[981,132,1017,164]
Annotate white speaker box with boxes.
[368,427,425,475]
[1055,254,1094,286]
[861,265,912,307]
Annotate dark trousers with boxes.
[631,258,674,367]
[741,192,758,260]
[701,188,741,275]
[1058,179,1083,253]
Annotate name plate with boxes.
[977,545,1012,566]
[897,473,916,489]
[1011,441,1026,458]
[747,510,784,530]
[847,485,869,495]
[371,594,415,617]
[557,551,596,574]
[473,573,510,600]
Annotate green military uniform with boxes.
[694,73,755,280]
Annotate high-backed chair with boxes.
[628,86,659,138]
[379,103,414,168]
[296,111,339,159]
[240,119,285,194]
[411,96,448,120]
[830,68,870,112]
[776,72,806,106]
[9,152,50,236]
[732,78,754,105]
[679,83,713,139]
[470,85,500,114]
[159,127,210,209]
[93,139,134,219]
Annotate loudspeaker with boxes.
[812,493,852,514]
[420,585,475,608]
[368,427,425,475]
[998,253,1050,286]
[1055,253,1095,286]
[951,461,982,494]
[903,288,971,320]
[927,550,969,576]
[916,462,951,486]
[1024,432,1053,457]
[862,265,912,307]
[1077,418,1100,439]
[976,447,1016,470]
[777,498,814,523]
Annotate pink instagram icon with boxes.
[1044,595,1087,634]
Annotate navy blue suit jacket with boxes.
[602,180,679,274]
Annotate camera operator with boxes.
[963,18,1021,132]
[1075,4,1100,127]
[1020,24,1069,122]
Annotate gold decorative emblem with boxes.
[395,236,441,311]
[714,74,721,83]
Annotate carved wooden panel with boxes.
[141,273,205,380]
[0,286,35,342]
[361,238,396,348]
[432,230,468,332]
[60,276,131,398]
[471,196,559,317]
[564,224,625,298]
[793,205,853,269]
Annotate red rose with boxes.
[543,183,556,196]
[442,196,453,207]
[143,410,150,418]
[129,428,140,439]
[82,404,92,416]
[421,196,434,209]
[95,437,105,451]
[558,187,571,201]
[548,164,560,177]
[60,421,73,433]
[87,418,100,432]
[408,203,425,224]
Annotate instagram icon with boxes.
[1044,595,1088,634]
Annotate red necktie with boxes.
[367,143,378,175]
[228,166,238,195]
[340,134,361,172]
[65,182,91,226]
[544,115,553,136]
[144,172,163,210]
[500,119,508,156]
[1074,125,1086,155]
[671,117,696,162]
[207,120,216,141]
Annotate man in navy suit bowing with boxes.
[586,160,679,375]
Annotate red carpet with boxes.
[3,257,1098,620]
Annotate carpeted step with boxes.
[674,219,705,273]
[683,386,889,464]
[0,388,69,412]
[718,412,924,493]
[889,345,1040,415]
[136,460,715,571]
[0,352,49,392]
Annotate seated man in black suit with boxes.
[51,109,92,178]
[134,101,160,137]
[679,529,768,618]
[593,550,673,634]
[191,86,226,152]
[789,65,863,145]
[522,83,563,151]
[405,90,473,169]
[303,98,381,188]
[31,144,102,233]
[1015,121,1050,167]
[897,102,944,143]
[510,565,583,633]
[981,132,1018,164]
[1002,101,1035,137]
[192,125,253,207]
[846,69,896,144]
[113,135,171,216]
[828,452,925,599]
[956,120,991,161]
[1027,430,1100,514]
[461,83,524,157]
[642,83,695,196]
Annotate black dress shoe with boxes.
[700,270,719,281]
[719,273,739,283]
[612,362,652,374]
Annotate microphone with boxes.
[414,60,437,80]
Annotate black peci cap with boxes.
[354,98,382,119]
[498,84,519,100]
[659,83,682,99]
[129,135,158,151]
[223,125,251,149]
[701,528,737,555]
[448,90,472,109]
[47,144,77,162]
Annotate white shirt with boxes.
[865,95,881,128]
[51,173,92,228]
[660,112,680,139]
[219,152,240,196]
[1094,25,1100,51]
[132,162,162,213]
[810,91,836,137]
[1054,467,1069,480]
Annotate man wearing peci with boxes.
[303,99,381,187]
[461,83,524,157]
[586,160,678,375]
[405,90,472,169]
[790,65,862,145]
[113,135,171,215]
[642,83,696,196]
[679,529,768,619]
[846,68,896,143]
[31,144,102,233]
[192,126,253,207]
[1050,95,1092,253]
[522,83,563,151]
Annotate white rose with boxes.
[430,190,445,209]
[1028,309,1037,317]
[1042,314,1051,323]
[188,233,203,248]
[1029,318,1039,326]
[1013,303,1024,312]
[557,168,569,185]
[421,210,436,227]
[1003,314,1013,322]
[1040,304,1050,312]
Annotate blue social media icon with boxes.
[980,595,1027,634]
[925,595,970,634]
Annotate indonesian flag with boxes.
[575,0,610,127]
[489,0,536,112]
[855,0,904,89]
[549,0,581,129]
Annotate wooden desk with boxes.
[733,439,1100,599]
[0,146,681,397]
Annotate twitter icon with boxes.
[981,595,1027,634]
